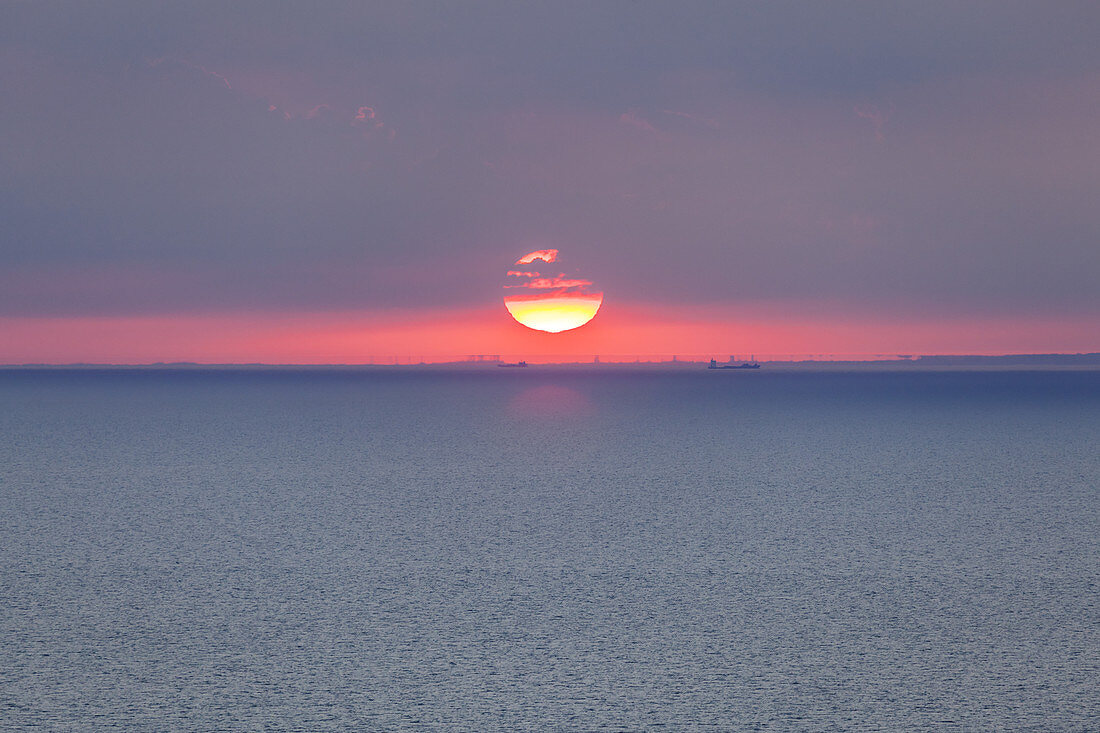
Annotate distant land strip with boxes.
[3,353,1099,368]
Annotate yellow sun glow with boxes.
[504,294,603,333]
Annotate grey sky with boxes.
[2,1,1098,316]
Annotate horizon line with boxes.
[3,352,1099,369]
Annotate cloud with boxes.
[515,250,559,265]
[524,277,594,290]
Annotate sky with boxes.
[2,1,1098,362]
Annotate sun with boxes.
[503,249,603,333]
[504,294,603,333]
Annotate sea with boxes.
[1,367,1097,730]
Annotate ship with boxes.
[498,360,528,368]
[708,356,760,370]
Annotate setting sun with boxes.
[503,250,604,332]
[503,293,604,332]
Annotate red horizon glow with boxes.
[0,305,1095,364]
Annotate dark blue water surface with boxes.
[1,368,1098,730]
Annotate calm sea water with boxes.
[1,368,1097,730]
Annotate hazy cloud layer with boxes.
[2,1,1099,317]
